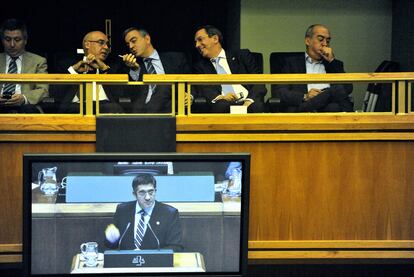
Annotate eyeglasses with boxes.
[136,189,155,197]
[87,39,111,48]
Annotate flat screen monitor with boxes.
[23,153,250,277]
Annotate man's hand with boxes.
[319,46,335,62]
[72,60,91,73]
[119,54,140,70]
[105,224,120,244]
[85,54,110,72]
[304,88,322,101]
[243,100,252,107]
[212,92,238,103]
[1,94,25,106]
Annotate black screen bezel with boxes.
[23,152,250,277]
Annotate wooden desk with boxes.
[70,252,205,274]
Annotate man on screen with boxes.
[105,173,183,251]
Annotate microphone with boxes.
[147,222,160,251]
[118,222,131,250]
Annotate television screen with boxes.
[23,153,250,277]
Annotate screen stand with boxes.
[96,116,176,152]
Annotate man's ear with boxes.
[145,34,151,45]
[212,34,219,44]
[305,37,311,47]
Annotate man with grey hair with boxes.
[0,18,48,113]
[120,27,190,113]
[275,24,353,112]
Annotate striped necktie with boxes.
[212,57,233,95]
[134,210,146,249]
[3,57,18,95]
[144,58,156,104]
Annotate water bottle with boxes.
[228,168,242,197]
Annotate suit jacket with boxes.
[0,51,48,104]
[193,49,266,104]
[53,56,126,104]
[129,52,190,113]
[108,200,183,252]
[274,52,353,107]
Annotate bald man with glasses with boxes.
[57,31,124,113]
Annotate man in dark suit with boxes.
[275,24,353,112]
[105,174,183,251]
[192,25,266,113]
[0,18,48,113]
[120,27,190,113]
[57,30,124,113]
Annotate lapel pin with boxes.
[156,221,160,225]
[232,57,235,61]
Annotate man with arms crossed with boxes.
[58,31,124,113]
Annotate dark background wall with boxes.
[392,0,414,71]
[0,0,240,63]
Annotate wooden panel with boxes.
[177,132,414,142]
[249,240,414,249]
[176,114,414,131]
[248,251,414,260]
[176,141,414,241]
[3,114,414,133]
[0,142,95,245]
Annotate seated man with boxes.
[120,27,190,113]
[193,25,266,113]
[275,24,353,112]
[57,31,124,114]
[0,18,48,113]
[105,174,183,251]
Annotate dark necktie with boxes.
[3,57,18,95]
[134,210,146,249]
[212,57,233,95]
[143,58,157,103]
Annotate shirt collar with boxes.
[147,49,160,61]
[6,54,22,63]
[305,52,322,65]
[210,48,226,63]
[136,201,155,216]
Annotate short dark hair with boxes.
[0,18,28,40]
[132,173,157,191]
[197,25,223,44]
[123,27,149,40]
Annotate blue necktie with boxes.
[3,57,18,95]
[213,57,233,95]
[144,58,157,104]
[134,210,146,249]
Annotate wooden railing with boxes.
[144,72,414,115]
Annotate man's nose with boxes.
[10,40,15,47]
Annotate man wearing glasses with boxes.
[58,30,124,113]
[275,24,353,112]
[105,173,183,251]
